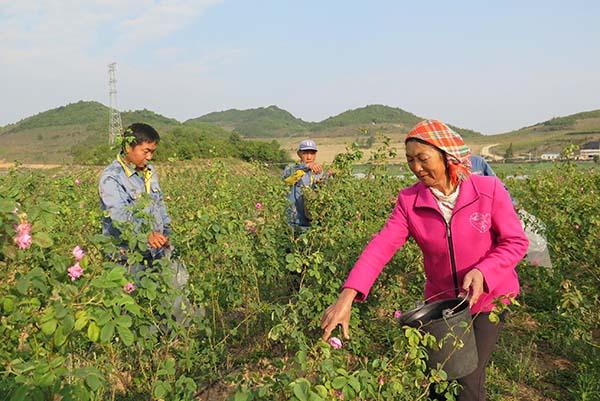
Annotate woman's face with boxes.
[405,140,449,189]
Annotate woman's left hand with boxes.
[462,268,484,306]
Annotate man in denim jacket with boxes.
[99,123,171,264]
[282,139,326,230]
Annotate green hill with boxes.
[484,109,600,156]
[0,101,181,163]
[0,101,290,165]
[188,104,483,141]
[9,99,597,164]
[315,104,421,129]
[186,105,311,137]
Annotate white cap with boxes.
[298,139,317,151]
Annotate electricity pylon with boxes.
[108,62,123,144]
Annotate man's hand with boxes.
[306,162,323,174]
[148,232,169,249]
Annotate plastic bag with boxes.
[518,209,553,268]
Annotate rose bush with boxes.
[0,156,597,401]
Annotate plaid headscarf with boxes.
[405,120,471,185]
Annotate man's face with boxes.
[125,141,158,169]
[298,150,317,164]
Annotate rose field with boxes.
[0,153,599,401]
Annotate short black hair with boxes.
[124,123,160,147]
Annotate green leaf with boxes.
[153,381,170,399]
[292,381,309,401]
[54,302,68,319]
[488,313,499,324]
[33,232,53,248]
[96,311,112,326]
[74,313,89,331]
[53,325,67,347]
[9,385,29,401]
[314,385,328,398]
[87,322,100,342]
[40,319,58,336]
[49,356,66,369]
[107,267,125,282]
[117,325,134,346]
[79,257,89,269]
[100,322,115,343]
[332,377,347,390]
[124,302,142,316]
[62,314,75,333]
[85,373,103,391]
[15,278,30,295]
[348,376,361,392]
[115,315,132,328]
[3,296,15,313]
[233,391,250,401]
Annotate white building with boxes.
[540,153,560,161]
[579,141,600,160]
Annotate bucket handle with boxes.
[415,287,470,315]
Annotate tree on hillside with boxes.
[504,143,514,160]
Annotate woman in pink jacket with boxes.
[321,120,528,401]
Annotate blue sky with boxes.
[1,0,599,133]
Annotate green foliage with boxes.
[186,105,312,137]
[0,152,598,400]
[71,125,291,165]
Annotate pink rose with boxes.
[328,337,343,349]
[255,202,263,210]
[72,246,85,261]
[16,223,31,235]
[14,232,32,249]
[123,282,136,294]
[67,263,84,281]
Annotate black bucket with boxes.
[399,296,478,380]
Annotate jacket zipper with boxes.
[445,220,459,297]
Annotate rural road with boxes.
[0,161,61,169]
[480,143,502,160]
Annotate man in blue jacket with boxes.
[99,123,195,324]
[282,139,326,230]
[470,154,495,176]
[99,123,172,268]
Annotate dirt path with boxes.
[0,161,62,169]
[480,143,503,160]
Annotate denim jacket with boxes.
[99,154,171,258]
[282,163,324,228]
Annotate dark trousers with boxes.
[431,313,504,401]
[459,313,504,401]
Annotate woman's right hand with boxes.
[320,288,357,341]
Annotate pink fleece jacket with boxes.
[343,175,528,314]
